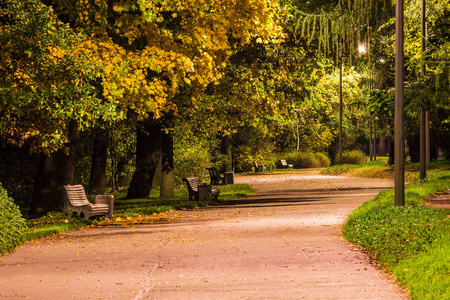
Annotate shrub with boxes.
[0,184,27,255]
[294,152,317,168]
[315,152,331,168]
[175,142,212,181]
[339,150,368,165]
[234,145,269,172]
[174,126,229,181]
[284,152,331,168]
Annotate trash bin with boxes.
[225,172,234,184]
[198,184,212,201]
[95,195,114,218]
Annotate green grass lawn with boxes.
[24,183,254,242]
[328,159,450,299]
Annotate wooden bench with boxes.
[206,167,225,185]
[182,177,220,201]
[253,161,266,172]
[59,185,112,220]
[277,159,293,169]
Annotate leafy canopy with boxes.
[0,0,110,152]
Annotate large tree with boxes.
[0,0,104,151]
[0,0,111,215]
[37,0,283,198]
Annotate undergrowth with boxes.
[0,185,27,255]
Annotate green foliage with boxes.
[233,126,275,173]
[291,0,394,61]
[343,170,450,299]
[284,152,331,168]
[174,142,212,181]
[321,163,359,175]
[290,152,315,168]
[234,146,272,173]
[173,123,225,181]
[0,0,106,152]
[338,149,368,164]
[315,152,332,168]
[0,185,27,255]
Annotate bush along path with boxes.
[0,185,26,255]
[343,170,450,299]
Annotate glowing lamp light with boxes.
[358,44,366,54]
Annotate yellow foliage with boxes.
[68,0,282,119]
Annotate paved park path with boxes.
[0,172,409,299]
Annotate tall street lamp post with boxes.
[420,0,429,180]
[339,41,343,165]
[394,0,405,206]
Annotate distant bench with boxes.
[207,167,225,185]
[182,177,220,201]
[59,185,113,220]
[277,159,293,169]
[253,161,266,172]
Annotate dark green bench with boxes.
[207,167,225,185]
[182,177,220,201]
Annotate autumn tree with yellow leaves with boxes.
[1,0,282,213]
[0,0,115,215]
[67,0,283,199]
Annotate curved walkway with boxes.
[0,173,408,299]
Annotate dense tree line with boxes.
[0,0,448,217]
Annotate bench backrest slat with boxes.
[183,177,200,192]
[62,185,90,206]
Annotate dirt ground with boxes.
[0,171,411,299]
[424,189,450,209]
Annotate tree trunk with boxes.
[160,129,174,198]
[127,119,161,199]
[328,137,338,165]
[152,154,162,188]
[29,121,79,217]
[117,157,132,187]
[388,140,395,165]
[63,120,79,185]
[28,152,66,217]
[408,135,420,163]
[369,118,373,161]
[89,128,108,194]
[220,134,233,172]
[430,145,438,161]
[379,134,386,156]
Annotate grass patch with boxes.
[343,169,450,299]
[23,183,254,243]
[322,158,424,182]
[25,212,91,241]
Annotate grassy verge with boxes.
[24,183,254,242]
[321,158,419,182]
[340,162,450,299]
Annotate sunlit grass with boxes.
[343,168,450,299]
[24,183,254,242]
[321,157,450,182]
